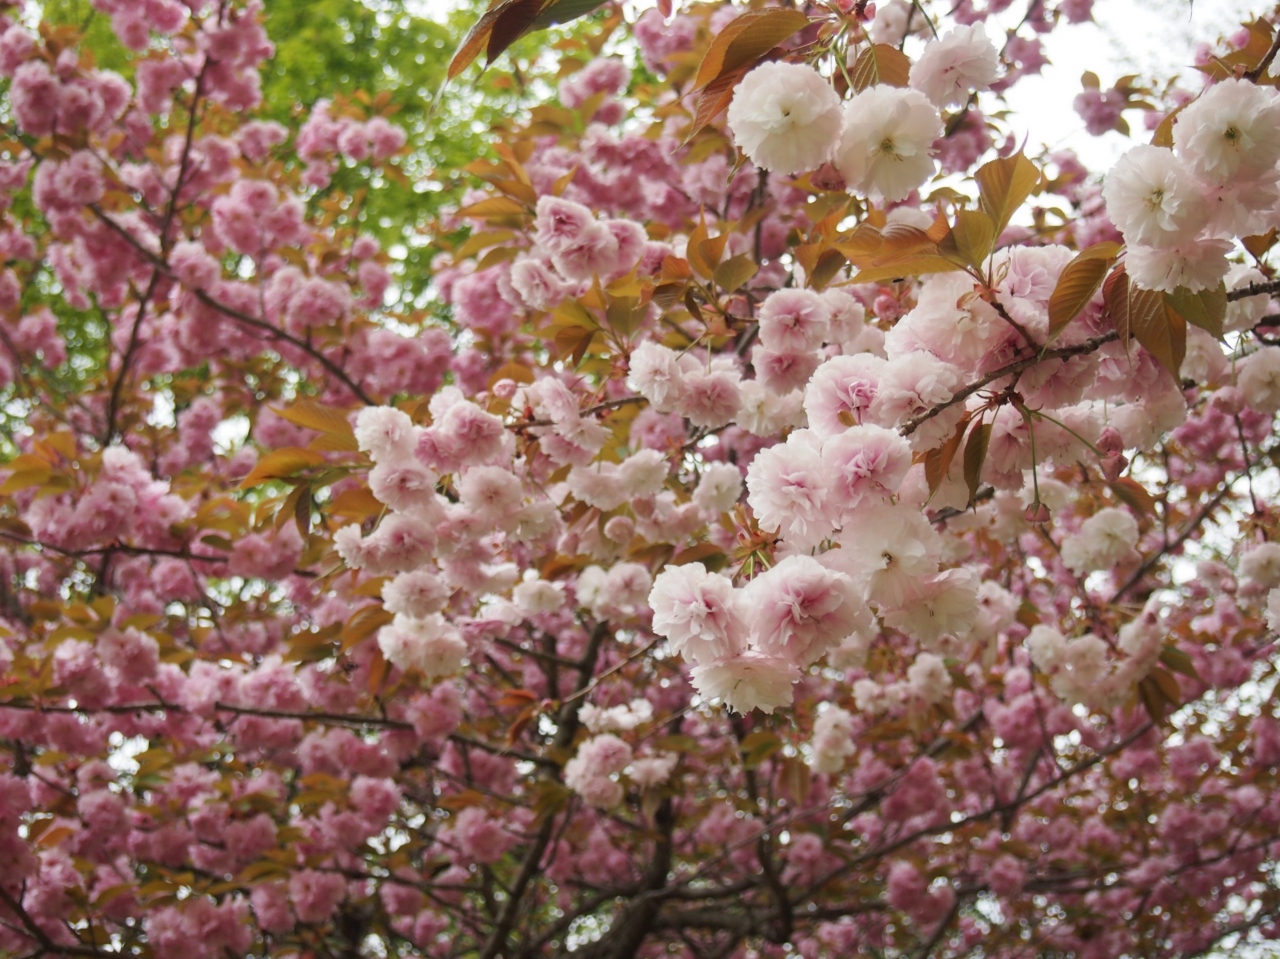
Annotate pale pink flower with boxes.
[810,705,856,773]
[751,345,822,395]
[834,86,942,202]
[678,366,742,428]
[354,406,416,462]
[1239,346,1280,413]
[382,570,452,618]
[822,424,913,519]
[626,752,678,788]
[745,555,867,667]
[1060,507,1140,574]
[1174,78,1280,184]
[726,62,844,175]
[906,652,952,704]
[881,568,979,644]
[909,24,999,107]
[457,466,523,524]
[756,289,831,353]
[804,353,888,436]
[821,288,867,349]
[1101,145,1207,248]
[648,562,748,664]
[689,650,800,714]
[377,614,467,679]
[745,430,834,549]
[627,342,690,413]
[1125,239,1232,293]
[693,462,744,514]
[533,195,595,254]
[828,503,941,607]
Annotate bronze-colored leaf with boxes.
[938,209,997,273]
[239,448,325,490]
[1165,284,1227,340]
[693,9,811,90]
[849,42,912,92]
[1046,241,1122,340]
[975,151,1041,238]
[270,400,356,438]
[458,196,529,218]
[1104,265,1131,346]
[1110,477,1157,516]
[713,253,759,293]
[1126,288,1185,381]
[849,255,963,284]
[924,414,972,496]
[873,222,937,264]
[809,249,848,291]
[963,420,992,506]
[1159,645,1202,682]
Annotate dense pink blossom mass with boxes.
[3,0,1280,956]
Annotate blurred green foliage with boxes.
[260,0,560,306]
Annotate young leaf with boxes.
[924,414,972,495]
[1046,241,1122,340]
[938,209,997,272]
[270,400,356,438]
[239,448,326,490]
[1126,288,1185,381]
[975,152,1040,238]
[1104,265,1131,347]
[963,421,992,505]
[527,0,610,32]
[447,0,535,80]
[713,253,759,293]
[447,0,610,81]
[693,9,811,90]
[1165,284,1227,339]
[849,43,912,92]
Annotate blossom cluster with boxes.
[2,0,1280,957]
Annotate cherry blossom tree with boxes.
[2,0,1280,957]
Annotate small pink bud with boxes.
[873,293,901,321]
[1097,426,1124,455]
[1101,452,1128,481]
[1025,502,1051,523]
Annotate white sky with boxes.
[1002,0,1270,168]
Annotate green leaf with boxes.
[1046,241,1122,340]
[1165,284,1227,339]
[938,209,997,272]
[975,151,1041,238]
[849,43,912,92]
[963,421,992,506]
[239,448,326,489]
[605,297,646,337]
[1159,645,1202,682]
[693,9,811,90]
[850,255,963,284]
[713,253,759,293]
